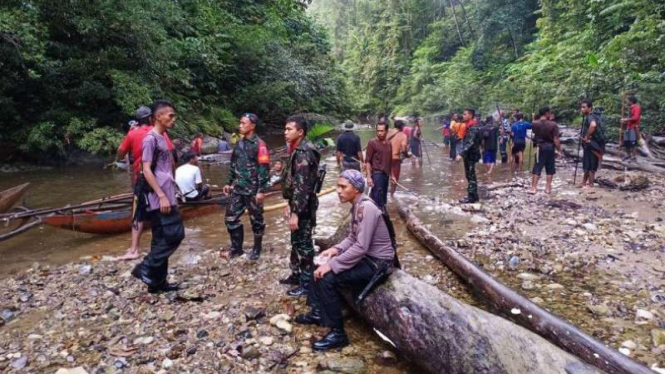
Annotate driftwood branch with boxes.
[394,198,652,374]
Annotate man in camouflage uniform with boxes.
[281,115,321,297]
[222,113,271,260]
[455,108,481,203]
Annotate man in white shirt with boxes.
[176,152,210,201]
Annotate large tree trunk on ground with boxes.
[316,220,605,374]
[346,270,605,374]
[394,198,653,374]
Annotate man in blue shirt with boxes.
[510,113,532,171]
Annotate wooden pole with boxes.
[394,198,653,374]
[619,92,625,148]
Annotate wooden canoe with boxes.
[0,183,30,213]
[42,196,228,235]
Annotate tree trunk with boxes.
[394,199,654,374]
[448,0,465,46]
[507,28,519,59]
[317,220,606,374]
[456,0,476,40]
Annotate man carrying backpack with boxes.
[579,99,605,189]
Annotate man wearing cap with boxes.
[222,113,271,260]
[335,121,363,171]
[294,170,396,351]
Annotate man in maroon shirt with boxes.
[620,95,641,160]
[365,122,393,209]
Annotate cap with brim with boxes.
[135,106,152,120]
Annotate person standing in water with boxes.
[455,109,481,203]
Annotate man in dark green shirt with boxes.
[455,108,481,203]
[281,115,321,297]
[222,113,271,260]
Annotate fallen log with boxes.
[394,198,652,374]
[317,221,605,374]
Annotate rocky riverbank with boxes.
[405,165,665,372]
[0,247,407,374]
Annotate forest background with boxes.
[1,0,663,160]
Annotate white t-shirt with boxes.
[175,163,203,198]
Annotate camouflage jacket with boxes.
[460,121,482,161]
[282,140,320,216]
[226,133,270,195]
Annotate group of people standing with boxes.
[118,103,396,352]
[115,94,640,353]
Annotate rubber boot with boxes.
[249,235,262,260]
[228,227,244,258]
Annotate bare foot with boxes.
[545,189,552,195]
[576,184,585,189]
[528,189,537,194]
[116,250,140,261]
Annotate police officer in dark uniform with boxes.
[281,115,321,297]
[222,113,271,260]
[455,108,482,203]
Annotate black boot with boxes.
[312,328,349,351]
[279,273,300,285]
[295,308,321,325]
[227,228,244,258]
[147,282,180,294]
[249,235,262,260]
[287,284,309,297]
[458,196,479,204]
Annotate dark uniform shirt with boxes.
[336,131,362,162]
[226,133,270,195]
[460,120,482,161]
[282,140,320,217]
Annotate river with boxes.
[0,123,514,278]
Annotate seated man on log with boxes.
[295,169,396,351]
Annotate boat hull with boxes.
[42,200,225,235]
[0,183,30,213]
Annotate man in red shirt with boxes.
[116,106,175,261]
[190,133,203,156]
[620,95,641,160]
[365,122,393,209]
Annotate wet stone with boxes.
[318,357,366,374]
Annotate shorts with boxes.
[391,159,402,181]
[483,150,496,164]
[512,140,526,154]
[623,129,637,148]
[410,140,422,157]
[455,141,464,157]
[582,147,600,172]
[532,144,555,176]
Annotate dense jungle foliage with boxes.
[309,0,665,135]
[0,0,346,158]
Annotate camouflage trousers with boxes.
[224,192,265,235]
[463,157,479,200]
[290,214,315,285]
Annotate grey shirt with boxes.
[328,195,395,274]
[142,130,178,211]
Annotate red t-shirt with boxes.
[627,104,641,130]
[191,137,203,155]
[119,126,174,180]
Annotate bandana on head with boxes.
[340,169,365,191]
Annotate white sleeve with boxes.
[195,167,202,184]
